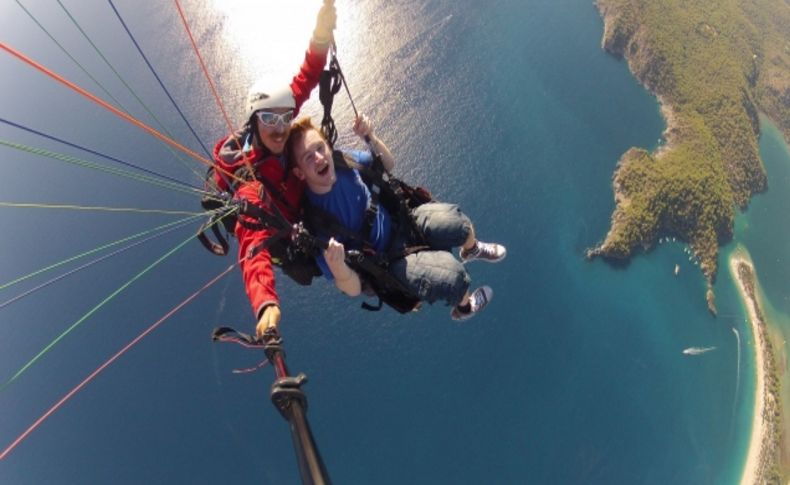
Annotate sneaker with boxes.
[460,241,507,264]
[451,286,494,321]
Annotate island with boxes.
[587,1,790,482]
[587,0,790,315]
[730,252,785,484]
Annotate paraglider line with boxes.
[0,41,242,185]
[0,213,218,291]
[0,228,205,392]
[173,0,235,138]
[106,0,213,159]
[0,202,205,216]
[0,216,201,309]
[0,117,201,190]
[0,263,236,461]
[54,0,207,183]
[14,0,129,116]
[171,0,245,190]
[0,139,207,197]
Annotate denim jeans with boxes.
[388,203,472,306]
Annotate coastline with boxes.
[590,0,783,312]
[654,95,678,159]
[729,252,783,484]
[731,254,767,485]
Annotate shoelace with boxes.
[471,289,489,311]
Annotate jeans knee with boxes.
[447,264,471,306]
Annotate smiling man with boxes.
[210,0,336,338]
[287,115,507,321]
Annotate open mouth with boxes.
[317,164,329,176]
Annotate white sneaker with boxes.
[460,241,507,264]
[451,286,494,321]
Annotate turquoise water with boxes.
[1,1,788,483]
[724,117,790,480]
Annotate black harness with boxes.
[197,46,434,312]
[303,150,434,313]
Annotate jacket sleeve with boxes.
[235,182,280,318]
[290,41,329,114]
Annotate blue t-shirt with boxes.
[307,150,393,280]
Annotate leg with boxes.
[410,203,505,263]
[389,250,470,306]
[410,203,472,251]
[461,225,477,252]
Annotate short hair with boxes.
[286,117,325,168]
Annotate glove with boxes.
[312,0,336,45]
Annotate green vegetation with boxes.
[590,0,790,301]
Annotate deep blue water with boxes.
[1,1,787,483]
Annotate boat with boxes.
[683,346,716,355]
[674,264,680,276]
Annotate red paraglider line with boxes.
[173,0,236,137]
[0,264,237,460]
[0,41,243,185]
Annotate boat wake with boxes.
[682,346,716,355]
[733,327,741,405]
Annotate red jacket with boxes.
[212,42,326,318]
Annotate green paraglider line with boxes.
[0,263,237,461]
[0,229,198,393]
[0,202,206,216]
[15,0,209,183]
[52,0,206,182]
[0,213,205,291]
[14,0,129,121]
[0,139,207,198]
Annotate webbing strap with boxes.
[319,56,343,147]
[236,198,305,261]
[258,174,299,222]
[211,326,263,347]
[196,218,230,256]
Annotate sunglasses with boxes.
[255,110,294,127]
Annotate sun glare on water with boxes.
[210,0,323,85]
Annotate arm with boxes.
[354,114,395,172]
[325,238,362,296]
[234,183,282,334]
[291,0,336,113]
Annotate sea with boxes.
[1,1,789,483]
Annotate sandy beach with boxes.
[730,253,768,485]
[655,95,679,160]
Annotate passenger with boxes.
[287,116,507,320]
[212,0,336,338]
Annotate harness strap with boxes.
[305,198,370,250]
[196,218,229,256]
[319,55,343,147]
[237,198,298,260]
[211,326,263,347]
[258,172,299,222]
[247,226,294,261]
[361,181,381,247]
[345,249,421,313]
[236,216,266,231]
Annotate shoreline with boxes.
[654,94,679,159]
[730,252,783,484]
[730,254,767,485]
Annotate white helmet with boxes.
[244,81,295,121]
